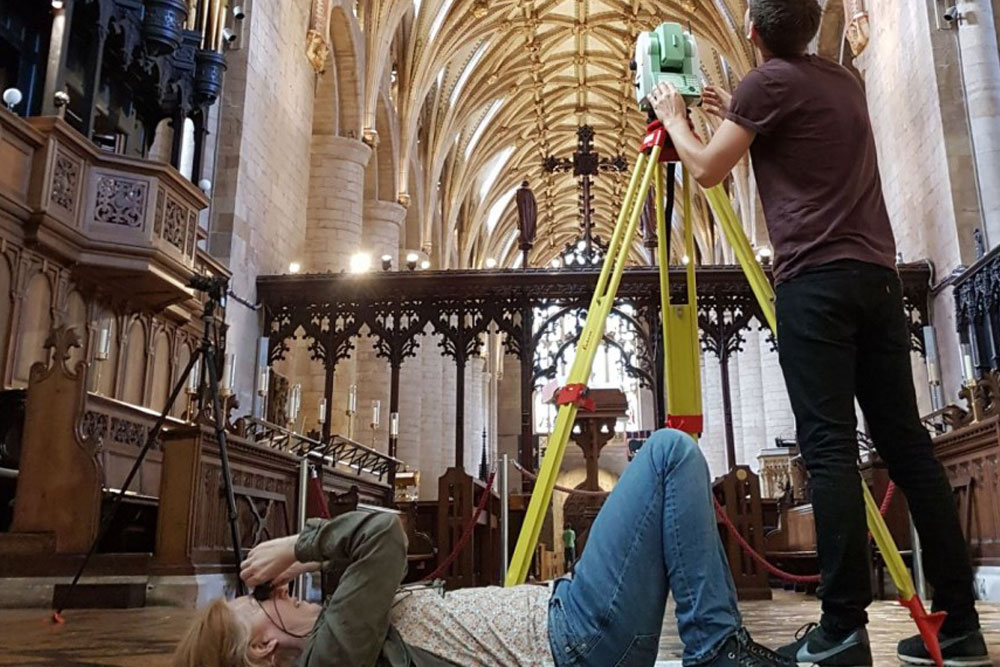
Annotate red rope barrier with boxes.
[423,470,496,582]
[512,461,611,497]
[712,481,899,586]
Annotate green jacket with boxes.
[294,512,458,667]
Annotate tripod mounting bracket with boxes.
[188,273,229,303]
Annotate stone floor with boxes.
[0,591,997,665]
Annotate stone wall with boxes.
[209,0,316,409]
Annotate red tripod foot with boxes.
[899,596,947,667]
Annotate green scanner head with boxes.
[632,23,702,113]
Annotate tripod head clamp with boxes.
[188,273,229,305]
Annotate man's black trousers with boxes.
[776,259,978,635]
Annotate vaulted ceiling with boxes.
[347,0,792,269]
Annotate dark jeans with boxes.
[776,260,979,636]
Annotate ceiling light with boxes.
[485,258,497,269]
[381,254,392,271]
[349,252,372,273]
[406,253,418,271]
[420,259,431,270]
[550,258,561,268]
[288,262,301,274]
[681,254,690,266]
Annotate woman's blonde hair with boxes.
[171,598,270,667]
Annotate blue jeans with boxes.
[548,429,741,666]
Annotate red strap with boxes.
[666,414,703,434]
[556,383,596,411]
[306,474,331,519]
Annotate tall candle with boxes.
[290,384,301,420]
[962,351,976,383]
[371,400,381,428]
[223,353,236,392]
[257,368,269,395]
[96,325,111,361]
[188,358,201,392]
[318,398,327,424]
[348,384,357,413]
[390,412,399,437]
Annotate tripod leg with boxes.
[506,147,664,586]
[56,347,203,616]
[203,344,246,595]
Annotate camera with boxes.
[943,6,960,23]
[252,581,273,601]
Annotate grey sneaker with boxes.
[777,623,872,666]
[708,628,794,667]
[897,629,990,666]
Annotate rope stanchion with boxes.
[423,470,496,582]
[512,461,610,497]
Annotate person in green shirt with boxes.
[562,524,577,574]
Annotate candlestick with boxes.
[318,398,327,424]
[289,384,301,421]
[390,412,399,437]
[96,325,111,361]
[348,384,357,413]
[371,399,381,428]
[257,368,270,395]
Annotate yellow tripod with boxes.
[505,119,945,666]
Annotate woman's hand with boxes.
[701,86,732,119]
[648,82,687,127]
[240,534,299,587]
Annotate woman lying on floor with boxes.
[172,429,791,667]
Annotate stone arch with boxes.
[328,3,365,139]
[375,92,399,200]
[13,273,53,386]
[172,342,193,417]
[148,330,172,413]
[121,319,147,405]
[312,62,340,137]
[95,309,119,397]
[64,289,87,369]
[0,256,12,380]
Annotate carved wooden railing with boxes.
[0,111,208,310]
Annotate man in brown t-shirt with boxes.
[647,0,988,665]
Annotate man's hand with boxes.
[272,560,322,587]
[702,86,732,120]
[240,534,299,587]
[648,82,687,127]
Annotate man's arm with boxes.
[648,82,755,188]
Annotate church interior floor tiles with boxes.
[0,591,998,665]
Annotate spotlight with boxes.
[381,254,392,271]
[288,262,301,274]
[197,178,212,195]
[2,88,22,112]
[232,4,246,19]
[349,252,372,273]
[755,246,772,266]
[53,90,70,107]
[51,0,64,8]
[222,27,237,44]
[485,258,497,269]
[681,254,690,266]
[420,259,431,270]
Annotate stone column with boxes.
[700,354,727,477]
[354,200,406,453]
[737,328,765,471]
[497,353,523,489]
[419,336,443,500]
[760,336,794,447]
[397,342,424,473]
[300,136,371,432]
[441,359,457,471]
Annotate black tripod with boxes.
[55,274,245,620]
